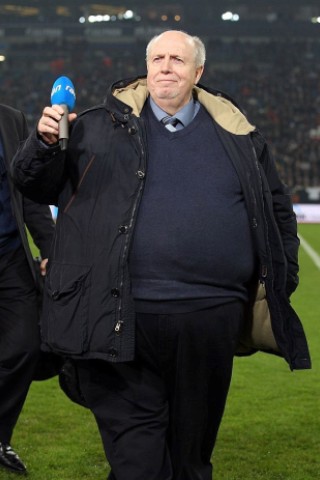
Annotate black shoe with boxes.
[0,443,27,474]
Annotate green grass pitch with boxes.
[2,223,318,479]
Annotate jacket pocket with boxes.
[41,262,92,354]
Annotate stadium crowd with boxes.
[1,36,320,193]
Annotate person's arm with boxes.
[253,132,299,296]
[11,105,77,205]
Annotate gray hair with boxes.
[146,30,206,68]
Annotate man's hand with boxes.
[40,258,49,276]
[37,105,77,145]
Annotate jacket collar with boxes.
[107,76,255,135]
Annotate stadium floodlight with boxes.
[222,11,233,21]
[78,10,136,23]
[123,10,134,20]
[221,11,240,22]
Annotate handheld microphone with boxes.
[50,76,76,150]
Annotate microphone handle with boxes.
[59,104,69,151]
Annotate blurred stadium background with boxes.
[0,0,320,209]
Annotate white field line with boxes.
[299,235,320,270]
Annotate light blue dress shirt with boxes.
[149,96,200,130]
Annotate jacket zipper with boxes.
[250,142,270,288]
[114,120,146,333]
[260,264,267,286]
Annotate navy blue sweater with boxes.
[129,105,256,313]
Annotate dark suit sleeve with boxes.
[23,197,55,259]
[2,107,55,259]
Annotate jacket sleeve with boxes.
[11,128,67,206]
[252,131,300,297]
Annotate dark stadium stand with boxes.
[0,0,320,198]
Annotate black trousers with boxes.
[77,301,245,480]
[0,246,40,443]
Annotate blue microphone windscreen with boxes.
[51,76,76,111]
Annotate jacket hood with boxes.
[110,76,255,136]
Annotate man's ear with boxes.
[195,66,204,85]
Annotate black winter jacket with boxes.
[11,77,311,370]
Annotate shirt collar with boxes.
[149,96,200,127]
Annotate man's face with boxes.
[147,31,204,114]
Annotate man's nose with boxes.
[161,57,171,72]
